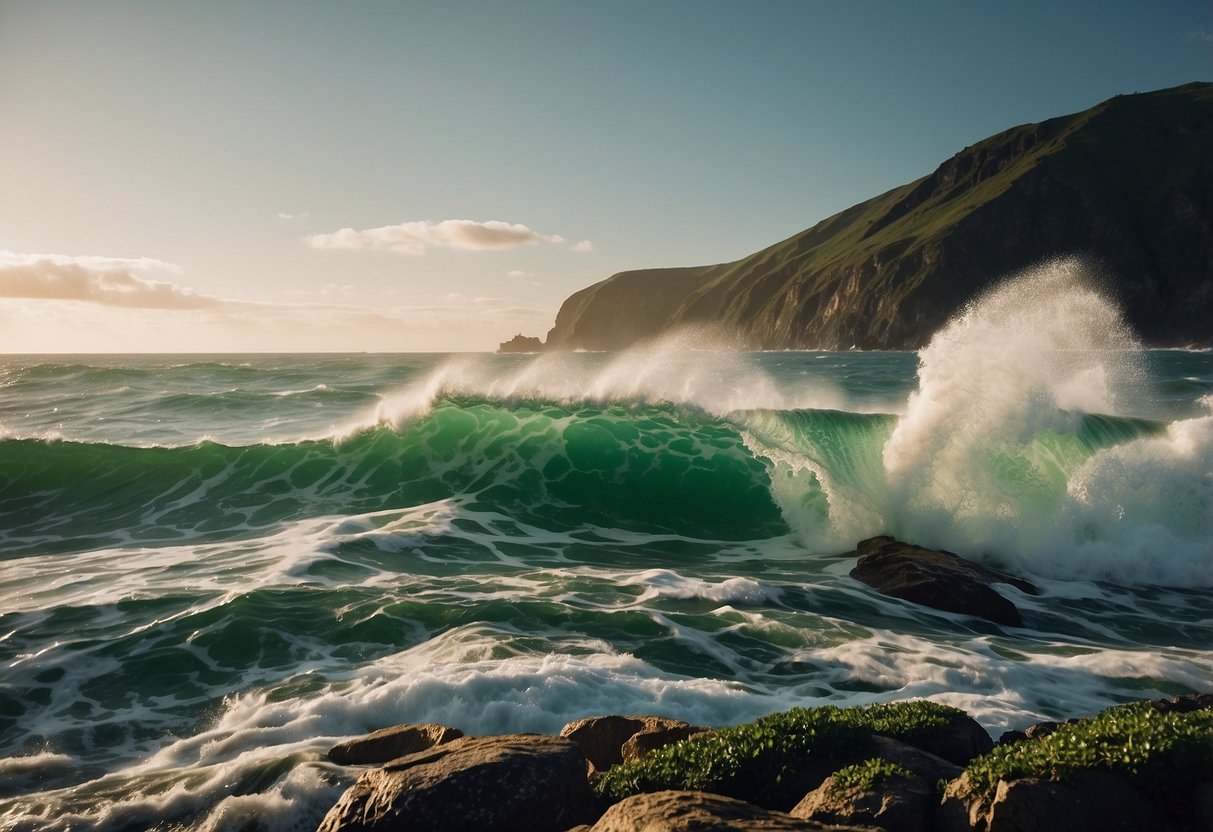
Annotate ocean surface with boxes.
[1,269,1211,831]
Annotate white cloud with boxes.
[305,219,578,256]
[506,269,533,278]
[1188,29,1213,43]
[0,251,217,310]
[277,211,310,220]
[569,240,593,253]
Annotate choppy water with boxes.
[1,263,1211,830]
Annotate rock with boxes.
[848,536,1037,626]
[873,716,992,767]
[560,715,710,774]
[589,790,866,831]
[997,730,1028,746]
[1149,692,1213,713]
[865,735,963,782]
[327,723,464,766]
[938,770,1156,832]
[498,333,545,353]
[621,722,712,764]
[791,770,933,832]
[987,771,1156,832]
[1023,721,1060,740]
[316,734,593,832]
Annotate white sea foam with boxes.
[625,569,779,605]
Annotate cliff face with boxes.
[541,82,1213,351]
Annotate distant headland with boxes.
[502,82,1213,353]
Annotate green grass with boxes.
[963,702,1213,802]
[592,700,969,806]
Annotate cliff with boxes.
[539,82,1213,351]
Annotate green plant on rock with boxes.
[592,700,968,805]
[962,702,1213,802]
[827,757,914,798]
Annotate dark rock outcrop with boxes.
[560,715,710,775]
[534,83,1213,352]
[498,333,545,353]
[588,790,865,831]
[316,734,593,832]
[848,536,1038,626]
[327,722,464,766]
[791,770,934,832]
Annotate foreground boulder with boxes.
[848,537,1038,626]
[938,770,1156,832]
[560,715,711,775]
[316,734,593,832]
[327,722,464,765]
[589,790,868,831]
[792,766,933,832]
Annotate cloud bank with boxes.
[0,249,556,351]
[0,251,217,309]
[305,219,586,255]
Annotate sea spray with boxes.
[883,258,1141,558]
[881,258,1209,583]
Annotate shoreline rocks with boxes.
[318,693,1212,832]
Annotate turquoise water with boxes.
[0,340,1210,831]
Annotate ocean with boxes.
[1,267,1211,830]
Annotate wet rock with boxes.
[589,790,865,831]
[560,715,710,774]
[316,734,593,832]
[327,722,464,766]
[848,536,1038,626]
[791,770,933,832]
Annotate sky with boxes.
[1,1,1210,353]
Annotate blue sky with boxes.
[1,0,1209,351]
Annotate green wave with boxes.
[0,398,1165,557]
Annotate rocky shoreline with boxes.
[315,694,1213,832]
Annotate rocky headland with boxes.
[507,82,1213,352]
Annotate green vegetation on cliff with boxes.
[541,82,1213,350]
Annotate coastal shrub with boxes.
[593,700,968,805]
[827,757,914,797]
[963,702,1213,802]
